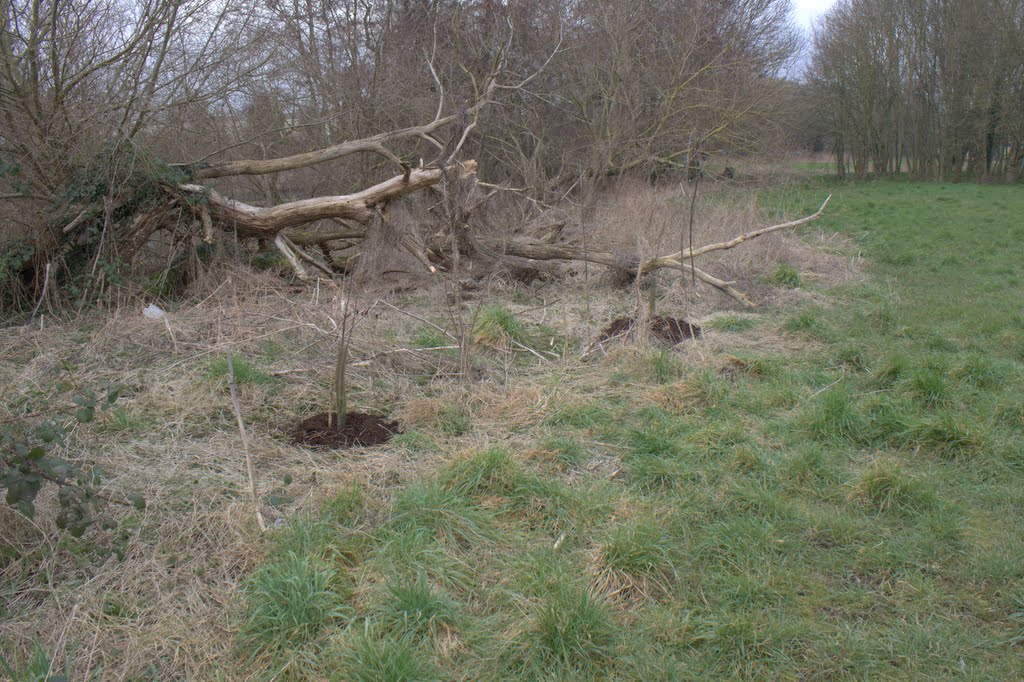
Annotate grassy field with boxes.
[3,179,1023,679]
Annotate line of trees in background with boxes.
[808,0,1024,182]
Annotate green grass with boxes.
[471,305,529,347]
[515,584,616,675]
[336,633,440,682]
[238,551,353,665]
[764,261,802,287]
[207,355,275,385]
[237,180,1024,679]
[709,315,759,332]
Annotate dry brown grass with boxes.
[0,178,858,679]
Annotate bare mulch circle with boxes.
[598,315,702,345]
[292,412,400,448]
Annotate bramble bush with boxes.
[1,387,144,546]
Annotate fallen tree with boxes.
[477,195,832,307]
[7,28,830,308]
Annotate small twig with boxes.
[161,315,179,353]
[374,299,458,341]
[806,374,846,401]
[351,345,459,366]
[227,351,266,532]
[509,338,558,360]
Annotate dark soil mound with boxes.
[598,315,702,345]
[292,412,399,448]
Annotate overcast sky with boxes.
[792,0,839,30]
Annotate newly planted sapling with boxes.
[330,295,354,429]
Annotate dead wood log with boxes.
[478,196,831,306]
[176,161,477,238]
[285,223,366,246]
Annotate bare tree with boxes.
[809,0,1024,182]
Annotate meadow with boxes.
[2,178,1023,679]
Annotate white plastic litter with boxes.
[143,304,166,320]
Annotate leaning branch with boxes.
[479,196,831,307]
[176,161,477,237]
[183,118,459,179]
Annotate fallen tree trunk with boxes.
[478,195,832,306]
[176,161,477,238]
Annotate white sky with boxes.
[792,0,839,30]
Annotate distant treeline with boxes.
[809,0,1024,182]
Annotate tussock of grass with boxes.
[802,384,866,444]
[436,404,471,436]
[365,528,474,593]
[764,262,802,287]
[726,481,796,522]
[0,642,72,681]
[412,328,451,349]
[336,633,440,682]
[440,447,520,497]
[627,455,694,493]
[505,474,582,532]
[858,393,915,447]
[238,552,352,661]
[650,349,681,384]
[471,305,529,348]
[543,403,613,429]
[710,315,759,333]
[627,424,684,457]
[733,444,767,474]
[783,309,834,341]
[517,584,616,674]
[906,412,984,459]
[872,352,912,387]
[905,366,953,408]
[207,355,274,385]
[538,435,587,469]
[835,344,869,372]
[320,483,365,526]
[593,521,675,601]
[850,462,936,514]
[950,352,998,389]
[386,483,496,548]
[368,575,459,640]
[390,430,440,453]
